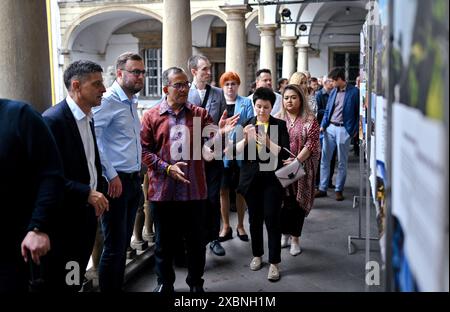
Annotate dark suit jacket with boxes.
[0,100,63,264]
[237,116,290,196]
[42,100,106,211]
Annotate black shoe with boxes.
[218,228,233,242]
[236,228,249,242]
[328,183,335,189]
[190,285,205,293]
[153,284,174,293]
[209,240,226,256]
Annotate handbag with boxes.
[275,148,305,188]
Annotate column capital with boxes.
[256,24,278,36]
[280,36,297,46]
[295,43,310,50]
[220,4,252,21]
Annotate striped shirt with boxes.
[141,100,214,201]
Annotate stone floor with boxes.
[123,153,384,292]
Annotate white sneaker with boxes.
[267,264,280,281]
[250,257,262,271]
[281,234,290,248]
[290,242,302,256]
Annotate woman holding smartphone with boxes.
[235,87,290,282]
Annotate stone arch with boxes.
[191,9,227,23]
[245,9,259,29]
[62,6,162,51]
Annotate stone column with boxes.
[280,37,297,79]
[257,24,278,82]
[0,0,51,112]
[220,4,252,96]
[297,44,309,73]
[162,0,192,72]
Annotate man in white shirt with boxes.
[247,69,282,116]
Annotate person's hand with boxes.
[88,190,109,217]
[218,111,239,135]
[21,231,50,265]
[202,145,214,162]
[108,175,122,198]
[168,162,190,184]
[320,127,324,133]
[256,132,270,147]
[243,125,256,143]
[283,157,295,166]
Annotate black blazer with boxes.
[42,100,106,216]
[237,116,290,196]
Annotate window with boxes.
[330,48,360,85]
[276,52,283,81]
[211,27,226,48]
[144,48,162,98]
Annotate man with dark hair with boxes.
[43,60,109,291]
[315,68,359,201]
[93,52,145,292]
[248,68,282,115]
[0,99,63,292]
[277,78,288,95]
[315,76,337,189]
[187,55,228,257]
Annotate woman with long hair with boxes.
[275,84,320,256]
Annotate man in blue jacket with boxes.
[315,68,359,201]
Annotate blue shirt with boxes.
[93,81,142,181]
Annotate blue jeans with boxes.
[319,125,352,192]
[98,172,142,292]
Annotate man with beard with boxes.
[93,52,145,292]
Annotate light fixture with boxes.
[281,8,292,22]
[345,7,351,16]
[298,24,307,32]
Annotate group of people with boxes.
[1,51,359,292]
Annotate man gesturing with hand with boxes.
[141,67,235,293]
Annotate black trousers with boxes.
[46,205,97,292]
[245,173,282,264]
[0,260,28,292]
[151,200,207,288]
[281,196,307,237]
[204,160,224,243]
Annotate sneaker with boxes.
[290,242,302,256]
[209,240,226,256]
[250,257,262,271]
[267,264,280,281]
[281,234,290,248]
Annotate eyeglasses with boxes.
[168,82,191,90]
[123,69,146,77]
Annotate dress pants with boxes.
[245,172,282,264]
[99,173,142,292]
[151,200,207,288]
[204,160,224,243]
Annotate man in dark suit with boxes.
[42,60,109,291]
[0,99,64,292]
[188,55,228,257]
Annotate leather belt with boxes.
[117,171,141,180]
[330,121,344,127]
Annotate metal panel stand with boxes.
[348,195,379,255]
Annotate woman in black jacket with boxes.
[235,87,290,282]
